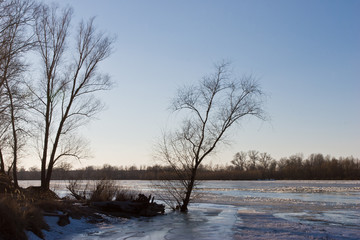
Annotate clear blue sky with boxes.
[38,0,360,168]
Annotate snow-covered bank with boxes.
[27,214,128,240]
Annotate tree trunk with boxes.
[5,78,19,188]
[41,160,47,189]
[181,168,197,212]
[40,92,51,190]
[12,147,18,188]
[40,119,50,189]
[44,95,73,189]
[44,161,54,189]
[0,149,5,174]
[10,108,18,188]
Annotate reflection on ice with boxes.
[274,210,360,227]
[80,203,239,240]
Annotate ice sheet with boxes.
[22,180,360,239]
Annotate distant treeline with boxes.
[18,153,359,180]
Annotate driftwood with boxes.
[91,194,165,217]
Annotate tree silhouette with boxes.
[29,4,113,190]
[156,61,266,211]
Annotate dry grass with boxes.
[0,196,50,240]
[115,187,136,201]
[67,179,137,202]
[66,180,88,200]
[0,174,59,239]
[89,179,118,202]
[0,197,27,240]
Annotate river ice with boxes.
[23,180,360,240]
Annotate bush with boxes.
[90,180,118,202]
[0,173,18,195]
[0,197,51,240]
[66,180,88,200]
[67,179,138,202]
[0,175,52,240]
[115,188,136,201]
[0,197,27,240]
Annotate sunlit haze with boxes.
[28,0,360,169]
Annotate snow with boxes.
[27,215,103,240]
[23,180,360,240]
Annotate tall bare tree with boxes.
[30,4,113,190]
[156,62,266,212]
[0,0,36,184]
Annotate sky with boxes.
[31,0,360,169]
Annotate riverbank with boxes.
[0,175,164,240]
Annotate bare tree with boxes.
[231,151,247,171]
[258,152,272,170]
[156,62,266,212]
[0,0,36,184]
[0,91,9,173]
[247,150,259,171]
[258,152,272,178]
[29,4,113,190]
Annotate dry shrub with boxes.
[0,175,55,240]
[0,173,19,195]
[0,197,51,240]
[67,179,138,202]
[90,180,118,202]
[0,197,27,240]
[66,180,89,200]
[115,188,136,201]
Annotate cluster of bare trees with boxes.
[0,0,113,190]
[228,152,360,180]
[275,154,359,180]
[17,153,359,181]
[230,150,276,178]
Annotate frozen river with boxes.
[21,180,360,239]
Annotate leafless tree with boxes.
[0,0,36,185]
[258,152,272,178]
[0,90,9,173]
[247,150,259,170]
[156,61,266,212]
[29,4,113,190]
[231,151,247,171]
[258,152,272,170]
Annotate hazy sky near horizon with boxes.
[33,0,360,169]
